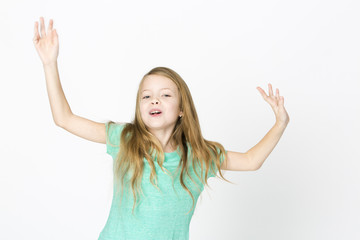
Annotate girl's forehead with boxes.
[141,75,177,92]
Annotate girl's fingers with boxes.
[268,83,274,96]
[33,22,40,43]
[257,84,285,110]
[33,22,38,38]
[40,17,46,38]
[47,19,53,35]
[276,89,280,105]
[257,87,267,99]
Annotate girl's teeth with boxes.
[151,111,161,115]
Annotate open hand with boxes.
[256,83,290,125]
[33,17,59,65]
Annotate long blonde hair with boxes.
[106,66,232,215]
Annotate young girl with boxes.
[33,17,290,240]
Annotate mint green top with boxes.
[98,122,226,240]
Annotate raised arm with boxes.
[33,17,106,144]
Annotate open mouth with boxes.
[150,111,162,116]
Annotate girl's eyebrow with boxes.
[142,88,173,93]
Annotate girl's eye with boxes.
[142,94,170,99]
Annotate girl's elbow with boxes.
[252,164,262,171]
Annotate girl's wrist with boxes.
[275,120,288,129]
[43,61,58,67]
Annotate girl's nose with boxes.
[151,98,159,104]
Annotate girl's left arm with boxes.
[247,121,288,170]
[247,83,290,170]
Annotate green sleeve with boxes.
[208,148,227,179]
[105,122,126,159]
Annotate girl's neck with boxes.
[163,141,178,153]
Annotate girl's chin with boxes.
[144,121,177,129]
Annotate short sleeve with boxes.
[207,148,227,179]
[105,122,126,159]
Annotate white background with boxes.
[0,0,359,239]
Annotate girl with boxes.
[33,17,290,240]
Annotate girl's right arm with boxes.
[34,17,106,144]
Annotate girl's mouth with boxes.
[150,111,162,117]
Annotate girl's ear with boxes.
[179,110,183,117]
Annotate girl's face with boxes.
[139,74,183,132]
